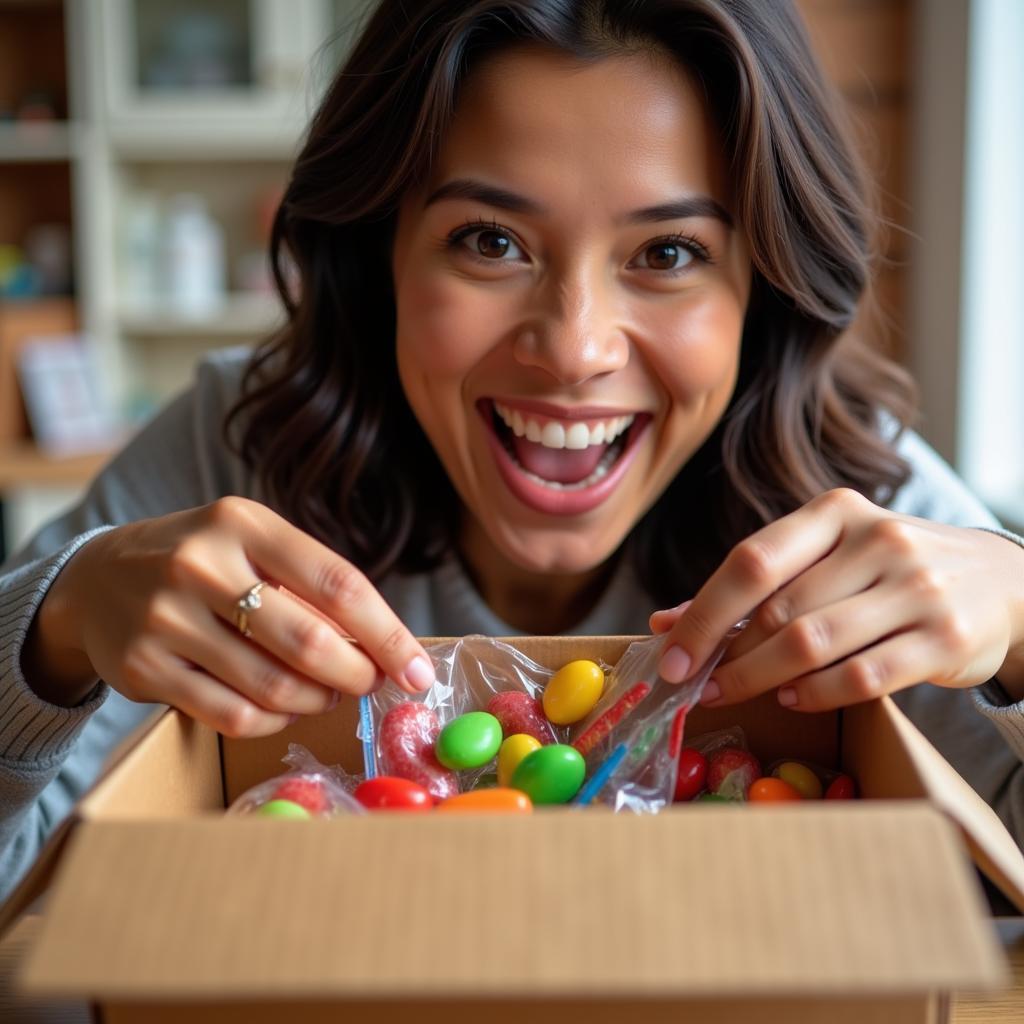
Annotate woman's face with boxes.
[392,46,751,579]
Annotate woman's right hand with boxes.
[21,497,435,736]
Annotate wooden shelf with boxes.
[0,122,78,163]
[0,441,110,490]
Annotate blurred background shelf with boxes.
[0,122,81,163]
[0,442,110,490]
[118,292,285,338]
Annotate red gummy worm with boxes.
[572,681,652,757]
[668,706,687,760]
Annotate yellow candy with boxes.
[773,761,823,800]
[542,659,605,725]
[498,734,542,787]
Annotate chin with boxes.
[490,520,626,577]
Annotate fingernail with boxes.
[403,655,435,692]
[700,679,721,705]
[778,687,798,707]
[658,644,691,683]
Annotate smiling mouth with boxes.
[489,401,632,490]
[477,398,651,514]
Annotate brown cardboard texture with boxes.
[15,636,1023,1023]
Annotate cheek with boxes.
[396,273,503,378]
[646,294,744,401]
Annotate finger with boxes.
[649,600,692,634]
[702,584,912,706]
[772,629,924,712]
[657,489,862,683]
[241,517,435,692]
[725,540,881,663]
[172,609,347,714]
[218,584,405,696]
[277,584,353,638]
[158,652,293,738]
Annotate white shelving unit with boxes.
[70,0,369,408]
[0,0,371,554]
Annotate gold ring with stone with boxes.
[234,581,267,638]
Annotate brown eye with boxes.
[476,230,511,258]
[643,242,688,271]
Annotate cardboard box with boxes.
[9,635,1024,1023]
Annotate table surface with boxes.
[2,915,1024,1021]
[953,918,1024,1023]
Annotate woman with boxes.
[2,0,1023,901]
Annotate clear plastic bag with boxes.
[360,635,591,798]
[225,743,365,818]
[360,630,743,812]
[571,626,744,812]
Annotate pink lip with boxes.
[478,401,651,517]
[490,396,643,421]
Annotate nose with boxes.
[511,267,629,385]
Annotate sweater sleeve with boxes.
[886,427,1024,849]
[0,348,253,902]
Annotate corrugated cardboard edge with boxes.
[875,695,1024,912]
[17,807,1008,999]
[0,705,166,937]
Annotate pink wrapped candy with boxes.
[379,701,459,801]
[486,691,556,745]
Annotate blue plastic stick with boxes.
[359,695,377,779]
[574,742,628,805]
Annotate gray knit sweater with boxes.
[2,347,1024,902]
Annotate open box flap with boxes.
[874,695,1024,912]
[0,705,167,937]
[21,806,1005,1001]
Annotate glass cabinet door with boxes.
[100,0,335,128]
[132,0,255,93]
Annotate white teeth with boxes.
[565,423,590,450]
[541,421,565,448]
[493,401,635,450]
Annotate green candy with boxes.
[511,744,585,804]
[256,799,312,819]
[436,711,503,770]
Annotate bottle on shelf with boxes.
[163,193,226,315]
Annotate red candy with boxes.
[825,774,857,800]
[706,747,761,800]
[273,777,329,815]
[379,702,459,801]
[485,691,555,745]
[355,776,433,811]
[674,747,707,802]
[572,681,651,758]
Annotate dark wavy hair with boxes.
[226,0,916,607]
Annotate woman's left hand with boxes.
[650,488,1024,710]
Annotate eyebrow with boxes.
[423,177,733,228]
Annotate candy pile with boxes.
[230,639,861,819]
[674,731,857,804]
[357,659,606,813]
[226,744,363,818]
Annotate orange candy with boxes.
[748,777,803,803]
[435,788,533,813]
